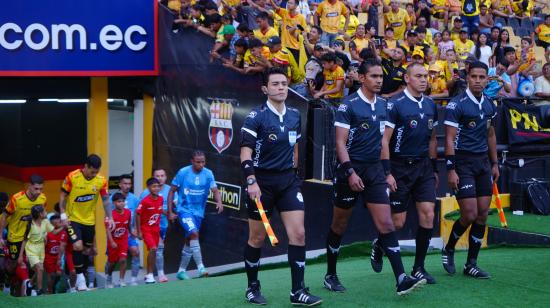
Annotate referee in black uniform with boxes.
[240,68,322,306]
[324,60,426,296]
[370,63,438,284]
[441,61,499,279]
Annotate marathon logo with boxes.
[74,194,95,203]
[207,181,241,210]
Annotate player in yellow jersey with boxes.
[59,154,113,291]
[0,174,46,296]
[384,1,411,41]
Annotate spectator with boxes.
[405,3,416,26]
[297,0,313,24]
[432,32,443,57]
[380,47,407,97]
[416,1,432,28]
[491,0,514,19]
[450,17,464,40]
[447,0,462,24]
[305,44,326,93]
[535,14,550,49]
[432,0,451,28]
[267,36,307,94]
[223,38,249,73]
[303,26,323,56]
[415,16,433,44]
[478,4,494,34]
[364,0,381,35]
[454,28,475,60]
[488,26,500,46]
[492,28,510,65]
[340,5,360,38]
[253,12,279,43]
[349,24,376,62]
[441,48,459,82]
[411,48,427,68]
[400,30,419,63]
[315,0,350,47]
[243,38,271,74]
[438,30,455,60]
[311,52,345,102]
[471,33,492,67]
[534,63,550,105]
[269,0,307,61]
[191,13,223,39]
[427,63,449,99]
[516,36,537,77]
[484,59,512,99]
[384,1,411,41]
[381,27,398,56]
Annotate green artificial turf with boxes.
[2,246,550,307]
[445,209,550,236]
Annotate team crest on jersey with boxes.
[148,214,160,226]
[208,99,236,154]
[468,121,477,128]
[113,227,126,238]
[361,122,369,129]
[91,185,97,193]
[268,133,278,142]
[409,120,418,128]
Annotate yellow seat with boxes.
[534,46,546,67]
[358,13,368,25]
[503,26,515,37]
[509,35,521,49]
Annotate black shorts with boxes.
[390,157,436,213]
[67,221,95,247]
[334,161,390,209]
[246,169,305,220]
[455,153,493,200]
[6,241,23,261]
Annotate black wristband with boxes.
[431,158,438,173]
[341,161,354,177]
[381,159,391,176]
[241,160,255,177]
[491,161,498,166]
[445,155,456,170]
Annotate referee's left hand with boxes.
[247,183,262,200]
[492,164,500,183]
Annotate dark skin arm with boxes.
[380,126,396,192]
[429,128,439,189]
[445,125,459,191]
[336,126,364,192]
[488,126,500,182]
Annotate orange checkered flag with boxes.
[493,183,508,228]
[254,198,279,247]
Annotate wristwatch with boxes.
[247,178,257,186]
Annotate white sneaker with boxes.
[76,273,89,291]
[130,277,138,286]
[31,289,37,296]
[144,274,156,284]
[69,287,77,293]
[119,281,127,288]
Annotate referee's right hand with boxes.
[348,173,365,192]
[247,183,262,200]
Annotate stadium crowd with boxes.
[163,0,550,104]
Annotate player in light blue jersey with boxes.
[109,174,140,286]
[168,150,223,280]
[140,168,176,283]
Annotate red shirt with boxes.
[109,208,131,240]
[136,195,163,232]
[45,230,68,256]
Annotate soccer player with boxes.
[105,193,132,288]
[442,61,498,279]
[325,60,425,295]
[44,215,68,294]
[136,178,163,284]
[140,168,176,283]
[370,63,438,284]
[167,151,223,280]
[0,174,47,296]
[240,67,322,306]
[109,174,141,286]
[59,154,114,291]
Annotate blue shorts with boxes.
[160,227,167,240]
[128,235,139,247]
[177,212,203,235]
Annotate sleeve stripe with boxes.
[385,121,396,128]
[241,127,257,138]
[433,121,439,127]
[297,134,302,139]
[334,122,351,129]
[444,120,459,128]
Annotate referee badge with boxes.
[361,122,370,130]
[268,133,278,142]
[289,131,297,146]
[409,120,418,129]
[468,120,477,128]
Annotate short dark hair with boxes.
[49,214,61,222]
[358,59,381,75]
[29,174,44,185]
[119,174,132,182]
[468,61,489,74]
[152,168,166,175]
[320,52,337,63]
[207,13,222,24]
[235,38,248,48]
[111,192,126,202]
[86,154,102,169]
[146,177,160,187]
[263,67,288,85]
[503,46,516,55]
[491,26,500,32]
[416,27,427,34]
[191,150,205,159]
[248,38,263,49]
[205,1,218,10]
[256,12,269,20]
[237,23,250,33]
[31,204,44,220]
[311,25,322,34]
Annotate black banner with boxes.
[503,100,550,145]
[155,6,309,271]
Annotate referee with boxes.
[240,68,322,306]
[442,61,498,279]
[370,63,438,284]
[325,60,426,296]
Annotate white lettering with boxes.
[24,23,50,50]
[124,25,147,51]
[51,24,87,50]
[0,23,23,50]
[394,127,404,153]
[99,25,123,51]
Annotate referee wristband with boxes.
[431,158,439,173]
[445,155,456,171]
[60,213,68,220]
[241,160,255,177]
[341,161,354,178]
[381,159,391,176]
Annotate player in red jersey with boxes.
[44,215,68,294]
[105,193,132,288]
[136,178,163,284]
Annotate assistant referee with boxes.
[240,68,322,306]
